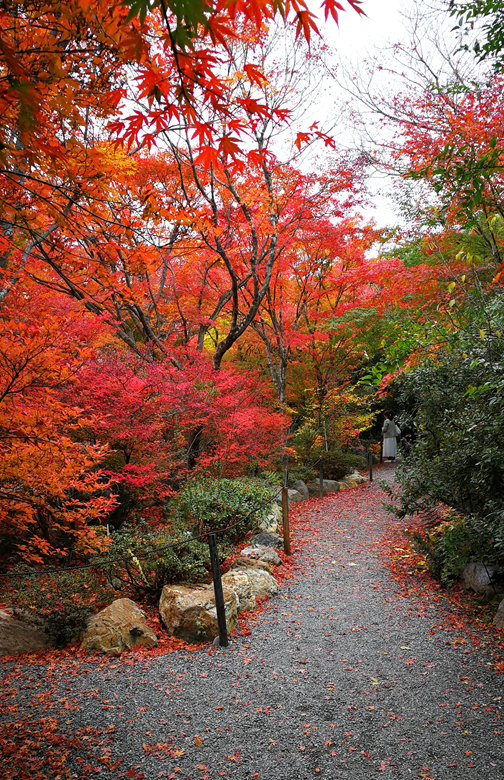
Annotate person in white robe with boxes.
[382,411,399,462]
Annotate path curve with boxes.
[2,469,503,779]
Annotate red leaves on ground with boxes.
[0,718,119,780]
[381,504,504,672]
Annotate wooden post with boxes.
[319,456,324,498]
[207,533,228,647]
[282,486,291,555]
[368,450,373,482]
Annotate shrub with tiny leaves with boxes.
[9,568,112,646]
[167,477,273,544]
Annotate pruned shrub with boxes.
[318,448,366,480]
[167,477,273,544]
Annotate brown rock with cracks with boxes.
[81,598,158,655]
[0,609,56,656]
[159,585,238,642]
[221,571,256,613]
[230,556,273,574]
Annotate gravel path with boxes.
[2,467,503,779]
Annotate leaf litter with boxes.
[1,464,503,778]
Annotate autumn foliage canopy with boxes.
[0,0,455,563]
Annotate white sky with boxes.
[292,0,418,230]
[330,0,412,229]
[332,0,408,55]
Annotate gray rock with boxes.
[250,532,283,549]
[291,480,309,500]
[239,568,280,600]
[306,479,340,497]
[461,562,504,598]
[240,544,282,566]
[259,503,282,533]
[493,598,504,629]
[273,488,303,507]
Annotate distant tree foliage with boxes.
[451,0,504,67]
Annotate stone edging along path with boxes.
[1,466,504,779]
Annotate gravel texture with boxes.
[2,465,504,779]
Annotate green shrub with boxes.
[406,510,503,585]
[259,470,283,486]
[389,337,504,573]
[96,519,210,601]
[288,416,365,481]
[287,464,318,485]
[318,449,366,481]
[9,568,111,646]
[167,477,273,544]
[287,450,365,484]
[290,448,364,482]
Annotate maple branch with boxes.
[158,222,181,298]
[0,222,60,303]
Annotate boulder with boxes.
[240,544,282,566]
[240,568,280,600]
[291,479,309,500]
[461,562,504,598]
[230,556,273,574]
[0,609,56,656]
[159,585,238,642]
[273,488,303,507]
[250,532,283,549]
[306,479,340,497]
[339,472,366,489]
[221,571,256,613]
[81,598,158,655]
[288,488,304,503]
[259,503,282,533]
[347,471,366,485]
[494,598,504,629]
[338,479,357,490]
